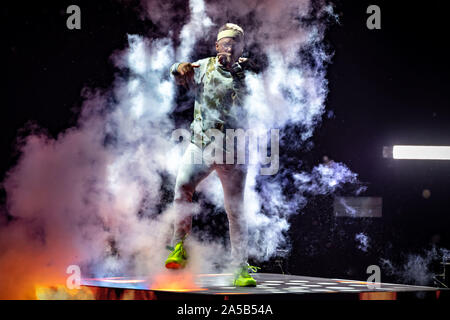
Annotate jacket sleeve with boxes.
[192,58,209,85]
[169,58,209,87]
[169,62,182,76]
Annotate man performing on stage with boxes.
[165,23,259,287]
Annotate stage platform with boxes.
[81,273,448,300]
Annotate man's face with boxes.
[215,37,244,67]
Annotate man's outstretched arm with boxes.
[169,62,199,88]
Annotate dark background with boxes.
[2,0,450,284]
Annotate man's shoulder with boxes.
[194,57,216,65]
[193,57,217,77]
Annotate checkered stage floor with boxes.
[82,272,443,296]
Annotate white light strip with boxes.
[393,145,450,160]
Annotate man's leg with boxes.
[166,143,213,269]
[215,163,248,268]
[172,143,214,245]
[216,163,257,286]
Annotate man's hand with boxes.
[217,52,232,69]
[175,62,200,88]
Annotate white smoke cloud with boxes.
[355,233,370,252]
[177,0,214,61]
[380,246,449,286]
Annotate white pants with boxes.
[172,142,248,267]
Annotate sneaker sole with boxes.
[165,261,186,269]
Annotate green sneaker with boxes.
[233,264,260,287]
[165,240,188,269]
